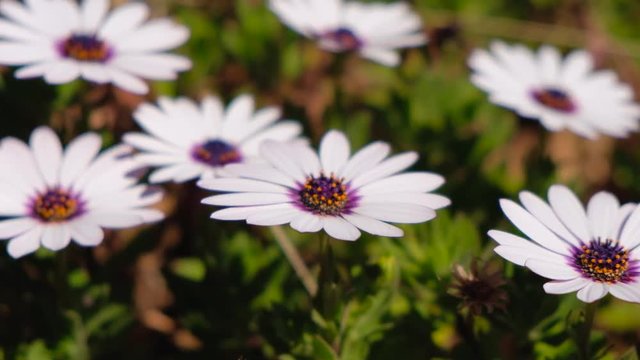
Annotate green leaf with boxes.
[170,257,207,282]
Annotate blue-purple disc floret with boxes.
[571,238,639,284]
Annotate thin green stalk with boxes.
[270,226,318,296]
[316,232,340,318]
[577,301,598,360]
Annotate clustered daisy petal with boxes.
[0,0,191,94]
[124,94,304,184]
[489,185,640,303]
[0,127,163,258]
[198,130,449,241]
[269,0,426,66]
[469,41,640,139]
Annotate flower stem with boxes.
[316,232,340,318]
[270,226,318,296]
[577,301,598,360]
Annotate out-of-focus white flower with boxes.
[469,41,640,139]
[0,0,191,94]
[0,127,163,258]
[124,94,304,184]
[198,130,449,241]
[490,185,640,303]
[269,0,426,66]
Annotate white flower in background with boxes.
[124,94,303,184]
[269,0,426,67]
[0,0,191,94]
[198,130,449,241]
[469,41,640,139]
[0,127,164,258]
[490,185,640,303]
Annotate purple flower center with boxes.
[59,34,112,62]
[321,28,363,51]
[531,87,576,113]
[296,173,356,216]
[191,139,242,167]
[572,239,637,283]
[30,188,84,222]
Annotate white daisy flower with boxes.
[0,0,191,94]
[269,0,426,67]
[123,94,304,184]
[197,130,450,241]
[489,185,640,303]
[469,41,640,139]
[0,126,164,258]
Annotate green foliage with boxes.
[3,0,640,359]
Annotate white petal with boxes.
[0,137,46,194]
[148,163,202,184]
[15,62,53,79]
[360,192,450,210]
[197,178,289,194]
[0,18,44,42]
[322,216,361,241]
[111,53,191,80]
[576,283,608,303]
[610,203,635,240]
[608,282,640,303]
[83,211,144,228]
[290,144,321,177]
[6,226,42,258]
[44,60,81,84]
[223,163,297,188]
[488,230,568,266]
[201,192,290,206]
[0,42,56,65]
[350,151,418,188]
[237,106,282,142]
[499,199,572,255]
[211,204,289,221]
[290,212,323,233]
[221,94,254,139]
[352,203,436,223]
[98,3,149,41]
[0,188,27,216]
[319,130,350,175]
[81,0,108,32]
[341,213,403,237]
[587,191,620,241]
[106,67,148,94]
[561,50,593,85]
[30,126,62,186]
[618,205,640,249]
[519,191,581,246]
[341,141,390,181]
[246,204,299,226]
[113,19,189,53]
[0,217,35,238]
[69,220,104,246]
[548,185,591,242]
[60,132,102,188]
[123,133,182,155]
[537,45,562,82]
[41,224,71,251]
[359,47,400,67]
[356,172,445,195]
[524,258,579,280]
[80,63,109,83]
[543,277,590,294]
[259,141,306,181]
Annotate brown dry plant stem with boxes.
[270,226,318,297]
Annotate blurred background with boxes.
[2,0,640,359]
